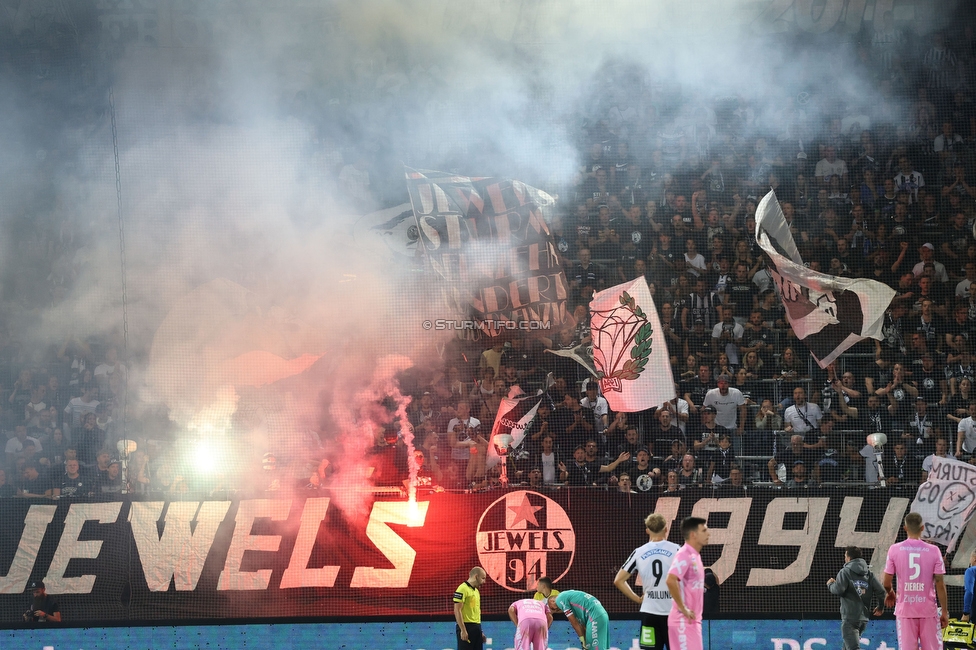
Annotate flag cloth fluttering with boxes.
[405,169,570,336]
[589,277,675,412]
[485,374,554,470]
[754,190,895,368]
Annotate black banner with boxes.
[405,169,570,333]
[0,489,965,624]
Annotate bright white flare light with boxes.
[407,498,423,524]
[194,440,218,473]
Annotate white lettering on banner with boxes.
[217,499,291,591]
[350,501,430,588]
[771,640,832,650]
[280,498,340,589]
[654,497,681,527]
[835,496,909,581]
[690,498,751,582]
[129,501,231,591]
[747,498,828,586]
[0,505,56,594]
[45,502,123,594]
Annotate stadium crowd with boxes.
[393,14,976,494]
[7,13,976,498]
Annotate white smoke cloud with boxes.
[0,0,964,487]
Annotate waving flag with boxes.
[755,190,895,368]
[589,277,675,412]
[544,341,599,378]
[405,169,570,336]
[485,375,554,470]
[911,455,976,552]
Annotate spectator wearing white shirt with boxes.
[911,243,948,282]
[934,121,964,163]
[921,437,954,483]
[784,387,824,449]
[5,425,42,466]
[814,146,848,188]
[893,156,924,204]
[447,400,485,486]
[683,238,707,279]
[711,306,744,365]
[703,374,747,439]
[956,401,976,458]
[956,261,976,300]
[580,383,609,438]
[657,392,690,434]
[63,386,99,431]
[23,387,47,428]
[93,347,126,399]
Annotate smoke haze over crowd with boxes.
[0,0,967,482]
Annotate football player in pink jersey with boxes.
[883,512,949,650]
[666,516,710,650]
[508,597,552,650]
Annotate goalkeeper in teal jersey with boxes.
[548,589,610,650]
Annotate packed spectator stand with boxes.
[6,13,976,500]
[400,17,976,495]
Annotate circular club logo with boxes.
[476,490,575,592]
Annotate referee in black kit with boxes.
[24,580,60,623]
[454,566,487,650]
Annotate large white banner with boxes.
[911,456,976,552]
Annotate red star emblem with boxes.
[507,493,542,528]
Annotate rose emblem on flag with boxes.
[476,490,575,592]
[590,290,652,393]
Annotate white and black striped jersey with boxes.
[620,538,681,615]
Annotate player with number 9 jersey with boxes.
[614,513,681,650]
[883,512,949,650]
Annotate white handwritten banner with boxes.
[911,456,976,551]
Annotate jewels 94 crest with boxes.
[475,490,575,592]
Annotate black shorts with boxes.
[457,622,483,650]
[639,612,670,650]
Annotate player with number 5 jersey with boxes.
[883,512,949,650]
[614,513,681,650]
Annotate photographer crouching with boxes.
[23,580,60,624]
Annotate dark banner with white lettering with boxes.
[0,489,968,624]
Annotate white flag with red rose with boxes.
[589,277,675,412]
